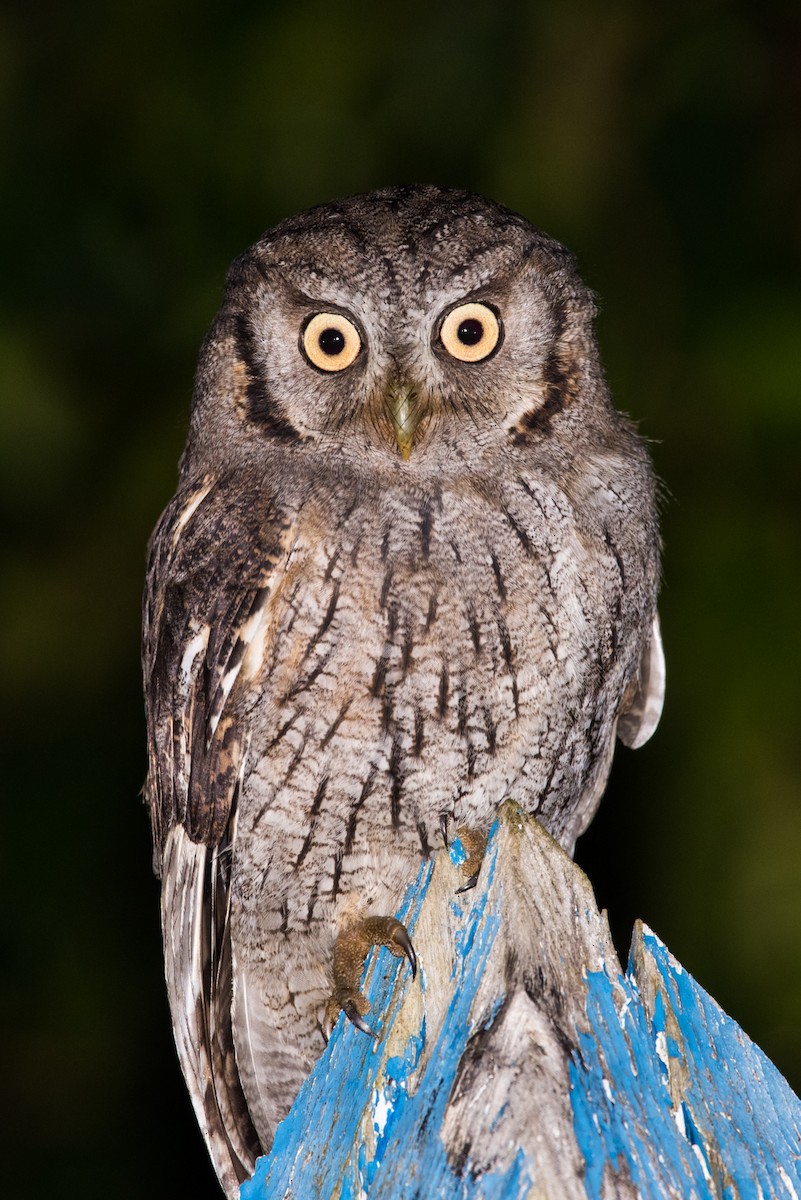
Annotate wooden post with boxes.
[241,802,801,1199]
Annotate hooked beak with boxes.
[384,382,427,460]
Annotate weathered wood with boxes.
[240,802,801,1199]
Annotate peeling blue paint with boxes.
[636,929,801,1200]
[242,816,801,1200]
[568,932,801,1199]
[448,838,467,868]
[569,966,712,1199]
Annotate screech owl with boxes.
[143,185,664,1196]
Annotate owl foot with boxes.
[325,916,417,1039]
[452,826,488,893]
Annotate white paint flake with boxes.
[655,1030,670,1072]
[692,1142,713,1186]
[779,1166,800,1200]
[673,1104,687,1139]
[373,1088,394,1139]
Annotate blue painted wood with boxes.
[240,805,801,1199]
[630,927,801,1199]
[569,963,711,1198]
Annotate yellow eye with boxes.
[439,302,501,363]
[301,312,361,372]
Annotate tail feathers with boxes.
[162,825,261,1198]
[231,938,328,1153]
[231,959,283,1148]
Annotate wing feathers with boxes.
[144,481,292,1194]
[143,482,288,861]
[617,614,666,749]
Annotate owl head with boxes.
[185,186,618,483]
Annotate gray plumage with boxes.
[142,185,664,1197]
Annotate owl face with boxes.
[190,188,604,479]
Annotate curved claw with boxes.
[343,999,378,1039]
[455,873,479,894]
[391,922,417,979]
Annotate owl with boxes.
[143,186,664,1197]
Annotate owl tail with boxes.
[161,825,262,1198]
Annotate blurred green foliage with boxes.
[2,1,799,1195]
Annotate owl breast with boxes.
[233,465,633,936]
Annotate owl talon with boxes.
[343,998,378,1039]
[328,915,417,1038]
[452,826,488,892]
[390,921,417,978]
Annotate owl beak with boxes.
[384,382,425,460]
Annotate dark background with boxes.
[3,2,800,1196]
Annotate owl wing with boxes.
[143,476,291,1198]
[616,614,666,749]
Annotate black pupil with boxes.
[457,318,484,346]
[318,327,345,356]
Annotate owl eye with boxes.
[301,312,362,372]
[439,302,501,363]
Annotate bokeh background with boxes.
[3,2,800,1196]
